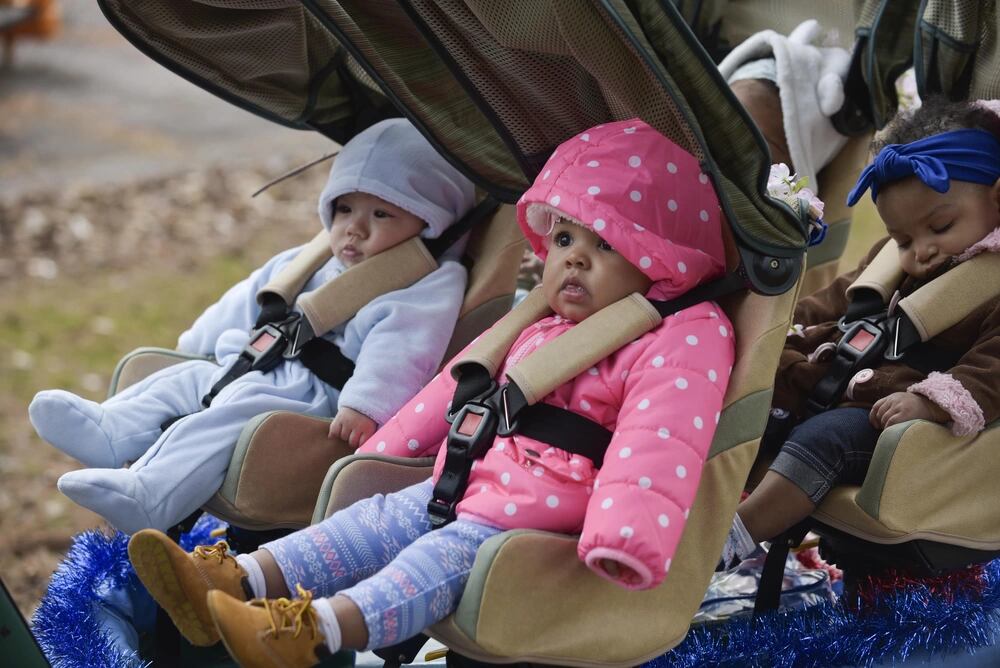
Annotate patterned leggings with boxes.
[261,479,501,650]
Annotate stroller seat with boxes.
[812,418,1000,573]
[749,244,1000,610]
[107,203,525,531]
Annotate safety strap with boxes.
[806,245,1000,414]
[428,273,747,526]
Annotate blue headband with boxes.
[846,128,1000,206]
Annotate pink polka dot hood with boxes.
[358,120,735,592]
[516,119,727,300]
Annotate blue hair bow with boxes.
[847,128,1000,206]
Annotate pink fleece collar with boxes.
[955,227,1000,262]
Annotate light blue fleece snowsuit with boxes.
[33,118,477,534]
[50,247,465,533]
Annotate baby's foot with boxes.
[208,587,334,666]
[129,530,252,646]
[29,390,119,468]
[58,468,154,534]
[716,512,761,571]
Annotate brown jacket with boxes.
[772,237,1000,434]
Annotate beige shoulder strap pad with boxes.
[845,238,904,303]
[256,232,334,306]
[899,252,1000,341]
[297,236,439,336]
[507,293,663,405]
[454,287,552,379]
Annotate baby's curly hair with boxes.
[873,95,1000,152]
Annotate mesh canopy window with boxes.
[311,0,806,251]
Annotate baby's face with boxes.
[328,192,426,267]
[876,176,1000,279]
[541,220,652,322]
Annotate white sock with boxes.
[311,597,343,654]
[235,554,266,598]
[722,513,759,566]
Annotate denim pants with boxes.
[261,479,502,650]
[768,406,880,504]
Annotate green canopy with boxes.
[98,0,810,293]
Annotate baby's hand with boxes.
[598,558,642,587]
[869,392,950,430]
[328,407,377,448]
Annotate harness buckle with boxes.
[805,319,888,416]
[242,313,302,372]
[430,390,503,527]
[835,319,887,368]
[447,402,500,462]
[281,315,315,360]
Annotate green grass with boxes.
[2,254,256,403]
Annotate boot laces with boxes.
[258,584,320,640]
[193,540,234,565]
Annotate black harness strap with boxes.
[516,402,613,467]
[649,271,747,318]
[806,285,956,415]
[840,287,884,324]
[255,293,290,329]
[428,272,750,527]
[297,337,357,388]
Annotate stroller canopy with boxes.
[98,0,808,293]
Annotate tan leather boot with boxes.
[208,586,333,668]
[128,529,253,646]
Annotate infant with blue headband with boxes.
[719,96,1000,568]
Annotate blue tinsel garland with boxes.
[32,524,1000,668]
[32,514,225,668]
[644,560,1000,668]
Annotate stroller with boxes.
[33,0,1000,666]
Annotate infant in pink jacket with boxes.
[373,119,736,588]
[129,119,736,659]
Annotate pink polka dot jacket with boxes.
[358,120,735,590]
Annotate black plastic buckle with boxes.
[835,319,886,368]
[447,401,499,462]
[805,319,888,416]
[427,497,457,528]
[242,313,301,372]
[429,392,503,527]
[282,315,314,360]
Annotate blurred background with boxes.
[0,1,887,618]
[0,1,336,615]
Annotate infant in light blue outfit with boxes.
[29,119,476,534]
